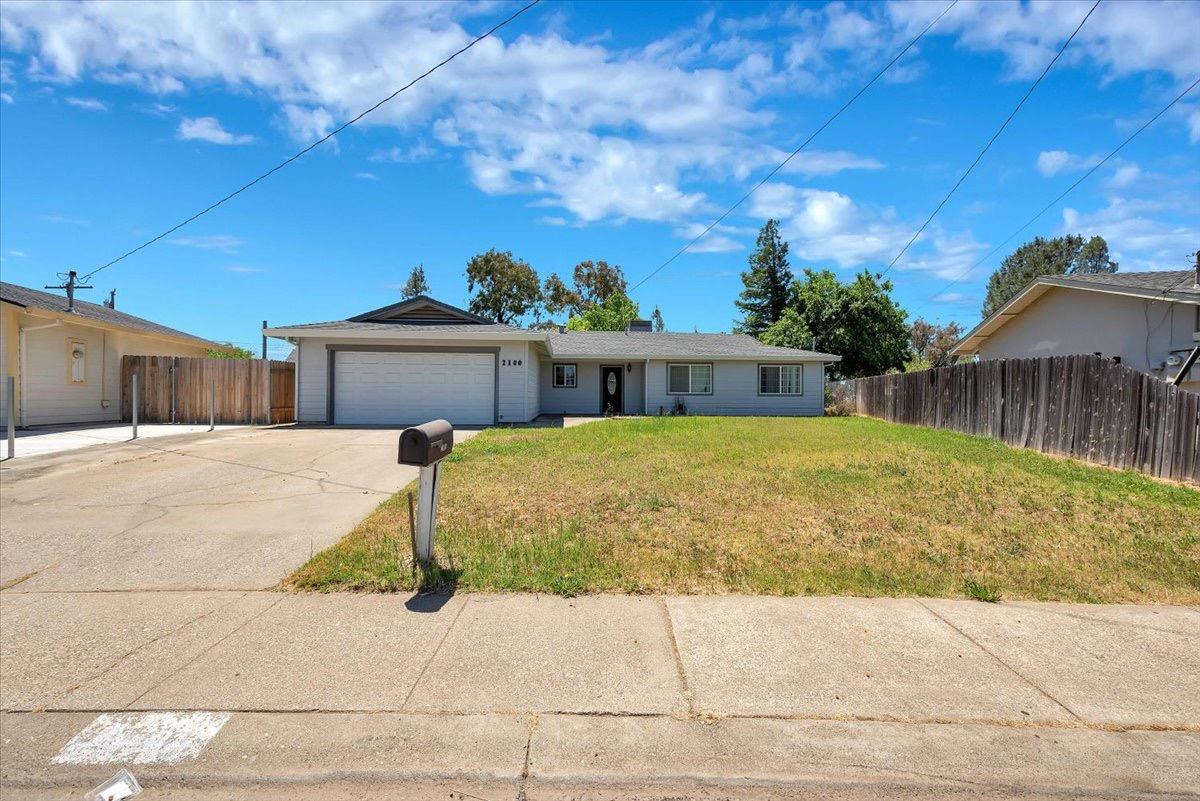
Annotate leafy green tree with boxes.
[651,306,666,332]
[207,343,254,359]
[565,291,640,331]
[542,272,583,318]
[543,260,628,318]
[982,235,1116,318]
[760,307,812,350]
[734,219,793,336]
[790,269,910,379]
[465,249,542,324]
[400,264,430,298]
[573,260,627,307]
[907,317,964,370]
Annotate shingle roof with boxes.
[548,331,840,361]
[0,281,215,345]
[1046,270,1198,298]
[268,320,529,334]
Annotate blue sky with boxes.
[1,0,1197,355]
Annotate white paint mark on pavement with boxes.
[53,712,231,765]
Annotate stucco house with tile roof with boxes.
[951,268,1200,392]
[1,281,214,427]
[264,295,841,425]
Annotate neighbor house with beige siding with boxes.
[1,282,214,427]
[265,295,839,425]
[951,269,1200,393]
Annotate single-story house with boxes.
[263,295,841,425]
[1,281,215,427]
[951,268,1200,393]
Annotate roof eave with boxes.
[18,306,216,348]
[950,275,1200,357]
[263,325,548,341]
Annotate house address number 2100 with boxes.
[501,359,523,366]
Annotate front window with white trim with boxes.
[552,363,577,388]
[759,364,803,395]
[667,363,712,394]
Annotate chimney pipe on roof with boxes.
[1194,250,1198,288]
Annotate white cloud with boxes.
[354,171,379,181]
[748,183,985,278]
[1187,108,1200,144]
[537,216,569,226]
[1,92,14,104]
[39,214,89,226]
[177,116,254,145]
[1036,150,1101,177]
[0,2,771,225]
[224,265,263,273]
[1061,197,1198,271]
[673,222,748,254]
[170,234,244,251]
[65,96,107,111]
[931,291,971,304]
[369,142,437,163]
[1106,163,1142,190]
[280,104,334,144]
[8,250,27,257]
[888,0,1200,83]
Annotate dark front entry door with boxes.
[601,365,623,415]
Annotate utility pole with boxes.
[261,320,268,360]
[45,270,93,313]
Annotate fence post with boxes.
[6,375,15,460]
[170,356,177,425]
[131,373,139,440]
[209,372,216,432]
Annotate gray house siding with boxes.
[645,359,824,416]
[539,359,645,415]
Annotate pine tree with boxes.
[400,264,430,299]
[651,306,666,332]
[734,219,793,337]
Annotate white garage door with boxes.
[332,351,494,425]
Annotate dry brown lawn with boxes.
[287,416,1200,602]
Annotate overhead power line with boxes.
[628,0,960,294]
[883,0,1101,276]
[81,0,542,282]
[915,75,1200,315]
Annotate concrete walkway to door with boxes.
[0,425,479,592]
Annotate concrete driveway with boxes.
[0,425,478,592]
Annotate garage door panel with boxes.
[333,351,494,425]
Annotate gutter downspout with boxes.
[17,320,62,427]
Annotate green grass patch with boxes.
[286,416,1200,603]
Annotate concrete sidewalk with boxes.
[2,592,1197,798]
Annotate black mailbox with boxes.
[399,419,454,466]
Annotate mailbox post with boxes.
[398,419,454,564]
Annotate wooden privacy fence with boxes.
[840,354,1198,484]
[122,355,295,425]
